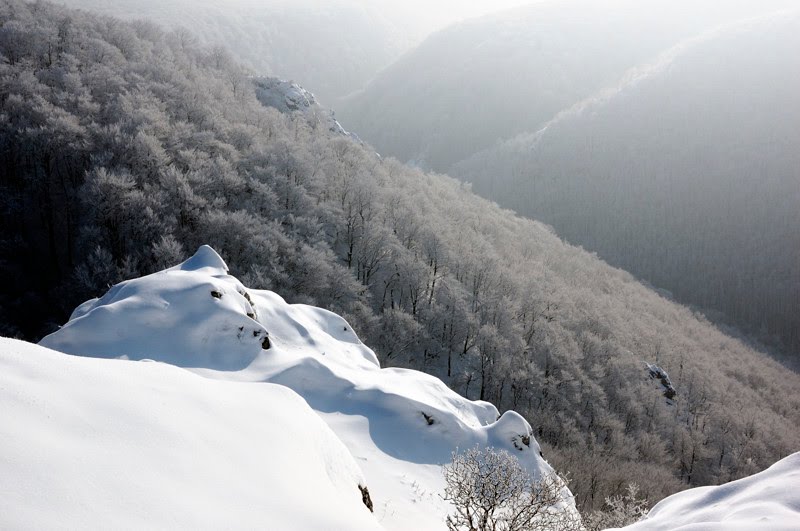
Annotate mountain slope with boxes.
[0,337,379,530]
[455,11,800,354]
[39,245,578,529]
[338,0,795,171]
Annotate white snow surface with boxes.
[35,245,574,530]
[0,337,379,530]
[616,452,800,531]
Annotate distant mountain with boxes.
[338,0,795,171]
[54,0,529,106]
[454,11,800,354]
[54,0,422,105]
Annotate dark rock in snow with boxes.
[646,363,677,400]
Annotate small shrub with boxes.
[584,483,649,531]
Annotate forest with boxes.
[1,0,799,514]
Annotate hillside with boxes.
[455,11,800,355]
[1,0,799,513]
[337,0,795,171]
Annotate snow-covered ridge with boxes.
[37,245,577,529]
[6,246,798,529]
[617,452,800,530]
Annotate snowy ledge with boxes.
[24,245,576,530]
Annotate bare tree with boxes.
[442,446,582,531]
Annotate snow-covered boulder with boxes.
[42,245,268,370]
[254,76,318,113]
[645,362,676,401]
[616,452,800,530]
[0,337,379,530]
[40,245,577,529]
[253,76,350,136]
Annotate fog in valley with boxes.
[56,0,534,104]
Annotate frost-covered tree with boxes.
[442,446,581,531]
[584,483,649,531]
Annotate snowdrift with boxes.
[38,245,576,529]
[617,452,800,530]
[0,338,378,530]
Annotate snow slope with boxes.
[617,452,800,530]
[0,338,378,530]
[38,245,577,529]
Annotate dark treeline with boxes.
[1,0,798,513]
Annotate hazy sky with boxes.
[398,0,540,25]
[230,0,543,32]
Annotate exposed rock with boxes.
[358,484,373,513]
[252,76,349,136]
[646,363,677,400]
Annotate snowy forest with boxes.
[1,0,799,527]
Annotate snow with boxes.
[254,76,319,113]
[616,452,800,531]
[37,245,577,529]
[253,76,349,135]
[645,362,676,401]
[0,338,379,530]
[10,244,797,528]
[49,251,267,371]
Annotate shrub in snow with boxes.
[442,446,581,531]
[584,483,649,531]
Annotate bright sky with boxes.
[420,0,539,20]
[250,0,542,31]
